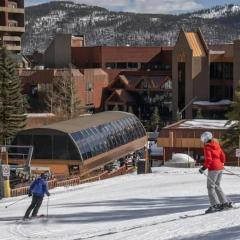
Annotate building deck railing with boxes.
[10,166,135,197]
[0,25,25,32]
[0,6,24,13]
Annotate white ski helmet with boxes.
[200,131,213,144]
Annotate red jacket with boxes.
[203,140,225,171]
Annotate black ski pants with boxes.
[24,195,43,218]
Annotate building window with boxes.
[116,62,127,69]
[86,82,93,91]
[127,62,138,69]
[140,62,170,71]
[210,62,233,80]
[30,85,38,96]
[210,85,233,101]
[105,63,116,69]
[8,1,17,8]
[33,135,52,159]
[178,62,186,111]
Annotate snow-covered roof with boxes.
[25,113,56,118]
[209,50,226,55]
[193,99,232,106]
[177,119,233,129]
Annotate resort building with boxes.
[158,119,234,165]
[172,28,240,119]
[0,0,25,53]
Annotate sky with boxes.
[25,0,240,14]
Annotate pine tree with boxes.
[128,105,134,114]
[0,48,26,144]
[150,107,161,131]
[112,104,119,111]
[222,85,240,157]
[196,109,203,119]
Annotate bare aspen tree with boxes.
[47,68,81,119]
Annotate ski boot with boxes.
[205,204,221,214]
[221,202,233,210]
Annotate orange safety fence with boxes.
[10,167,135,197]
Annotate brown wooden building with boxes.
[172,28,240,120]
[19,68,109,114]
[105,71,172,123]
[158,119,234,165]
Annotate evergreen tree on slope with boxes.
[0,48,26,144]
[222,84,240,157]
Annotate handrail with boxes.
[10,167,135,197]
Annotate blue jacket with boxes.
[29,178,49,197]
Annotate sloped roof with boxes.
[108,75,131,89]
[115,89,135,103]
[129,75,171,89]
[149,76,171,89]
[185,32,206,57]
[106,90,135,104]
[21,111,135,134]
[125,76,141,89]
[164,119,233,130]
[19,69,84,79]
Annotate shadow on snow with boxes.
[178,225,240,240]
[13,194,240,224]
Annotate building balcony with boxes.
[2,35,21,42]
[5,44,21,51]
[0,25,25,32]
[0,6,24,13]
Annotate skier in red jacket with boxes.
[199,131,232,213]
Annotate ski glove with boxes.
[199,166,207,174]
[28,192,32,197]
[47,192,50,197]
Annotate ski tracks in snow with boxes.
[2,206,240,240]
[1,212,197,240]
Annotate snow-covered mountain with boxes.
[192,4,240,19]
[23,2,240,54]
[1,167,240,239]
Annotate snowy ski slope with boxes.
[1,167,240,240]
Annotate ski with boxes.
[180,206,240,219]
[16,214,47,223]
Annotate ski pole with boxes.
[224,168,240,178]
[202,171,233,203]
[47,196,49,218]
[5,195,29,209]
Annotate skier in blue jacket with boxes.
[23,173,50,219]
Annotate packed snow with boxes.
[165,154,195,168]
[171,153,195,163]
[1,167,240,240]
[177,119,232,129]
